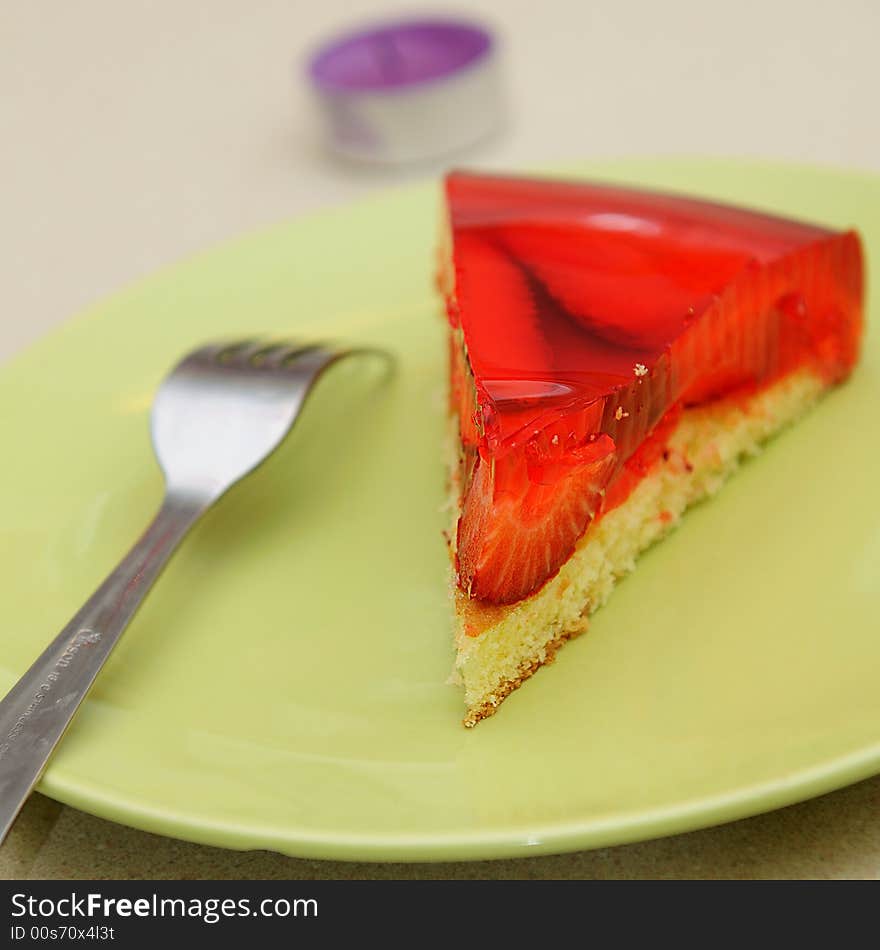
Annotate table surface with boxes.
[2,0,878,880]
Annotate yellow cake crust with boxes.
[449,370,828,726]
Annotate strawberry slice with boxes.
[494,222,747,352]
[448,230,553,383]
[457,434,615,604]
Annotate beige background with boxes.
[2,0,878,879]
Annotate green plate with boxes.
[1,159,878,862]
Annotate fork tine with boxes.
[177,339,394,379]
[281,343,396,378]
[221,340,324,369]
[180,340,257,368]
[339,345,395,367]
[193,340,284,368]
[246,341,317,368]
[244,342,289,366]
[226,340,277,365]
[276,342,330,368]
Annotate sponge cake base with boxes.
[451,370,826,727]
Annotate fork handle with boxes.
[0,493,205,844]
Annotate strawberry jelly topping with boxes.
[446,172,862,460]
[444,171,864,603]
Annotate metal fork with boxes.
[0,339,389,843]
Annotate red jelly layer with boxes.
[443,172,864,605]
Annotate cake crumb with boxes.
[551,434,559,445]
[634,363,648,377]
[614,406,629,420]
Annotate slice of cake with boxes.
[438,171,864,727]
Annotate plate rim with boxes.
[41,740,880,861]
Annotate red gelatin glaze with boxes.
[443,172,863,605]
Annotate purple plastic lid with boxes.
[308,19,493,93]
